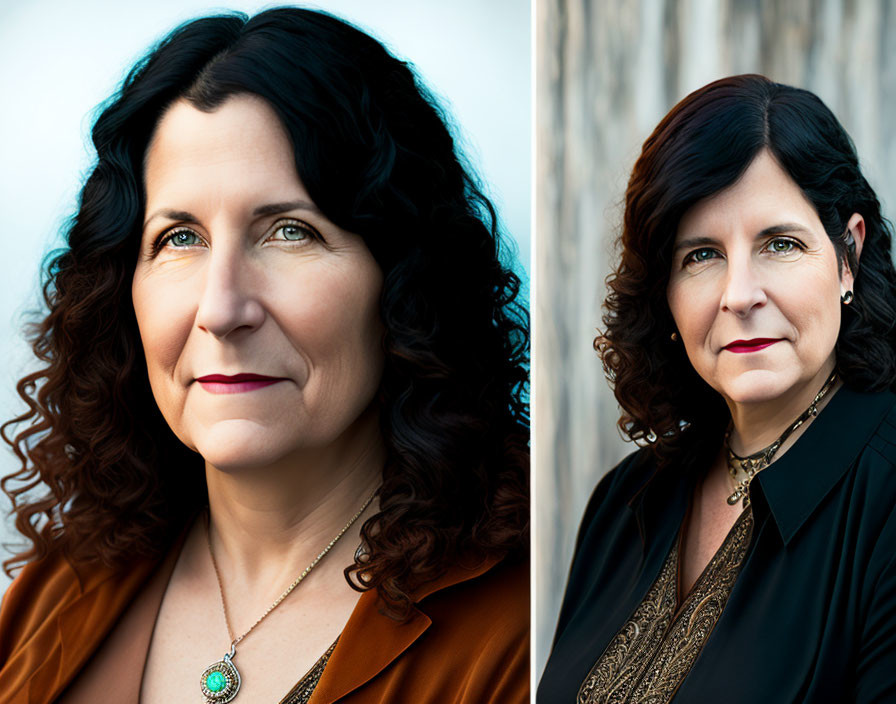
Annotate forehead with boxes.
[143,94,303,208]
[675,150,824,241]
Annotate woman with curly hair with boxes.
[539,74,896,703]
[0,8,529,704]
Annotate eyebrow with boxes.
[673,235,717,252]
[672,223,812,252]
[142,200,322,231]
[757,223,812,238]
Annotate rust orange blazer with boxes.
[0,533,529,704]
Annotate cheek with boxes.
[781,268,842,344]
[280,259,384,385]
[667,278,716,345]
[131,270,194,414]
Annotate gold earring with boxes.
[670,332,678,341]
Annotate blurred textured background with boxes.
[535,0,896,678]
[0,0,530,599]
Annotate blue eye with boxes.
[684,248,719,266]
[267,220,321,244]
[277,223,310,241]
[165,230,202,247]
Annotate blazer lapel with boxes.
[26,558,157,703]
[309,594,431,704]
[309,554,501,703]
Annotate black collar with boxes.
[754,385,896,544]
[626,386,896,547]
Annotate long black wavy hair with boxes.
[598,74,896,465]
[2,7,529,617]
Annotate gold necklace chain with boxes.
[206,490,376,649]
[725,370,837,507]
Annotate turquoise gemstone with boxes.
[206,671,227,692]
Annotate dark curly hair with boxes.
[1,7,529,618]
[598,74,896,465]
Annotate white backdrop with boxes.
[0,0,530,597]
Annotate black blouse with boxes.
[538,386,896,703]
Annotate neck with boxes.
[204,407,384,586]
[726,361,839,458]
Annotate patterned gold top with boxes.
[279,640,338,704]
[577,508,754,703]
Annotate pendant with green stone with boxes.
[200,650,241,703]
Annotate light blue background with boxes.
[0,0,530,596]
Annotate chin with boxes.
[196,446,289,474]
[190,420,300,472]
[718,368,797,406]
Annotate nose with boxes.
[194,244,265,338]
[719,253,767,317]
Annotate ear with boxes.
[841,212,865,293]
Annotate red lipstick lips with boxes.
[723,338,781,354]
[196,373,284,394]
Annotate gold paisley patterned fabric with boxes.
[578,508,754,704]
[279,640,338,704]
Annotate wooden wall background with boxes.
[535,0,896,677]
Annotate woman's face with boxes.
[133,94,384,471]
[666,149,863,409]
